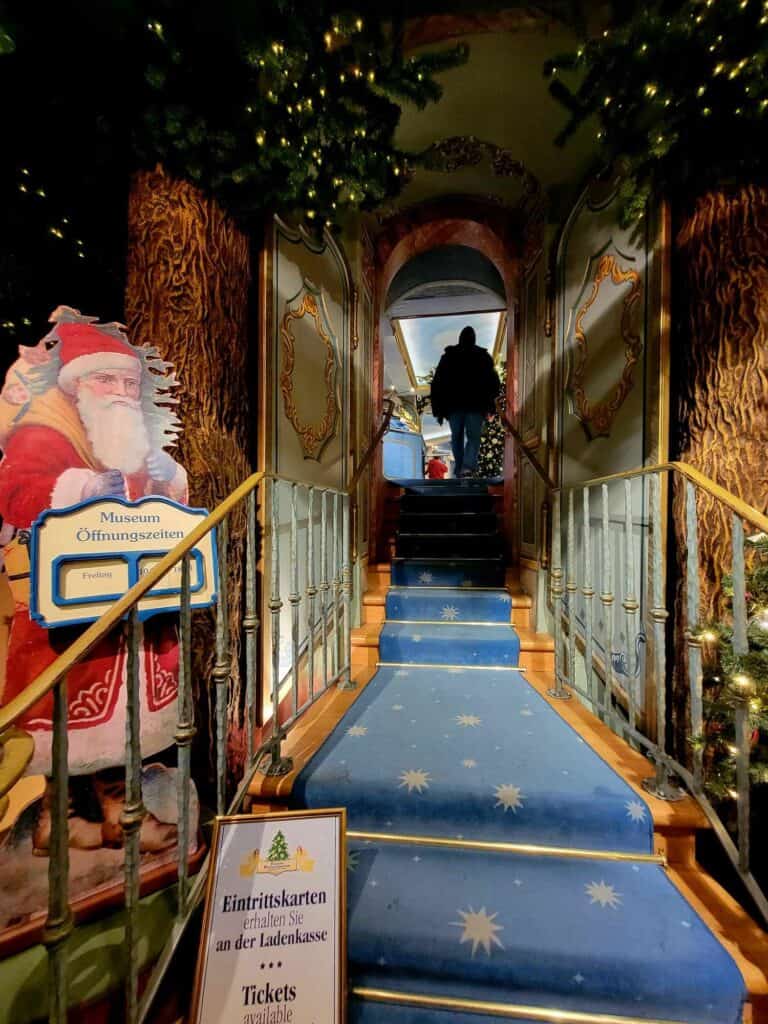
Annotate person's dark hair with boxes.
[458,326,476,347]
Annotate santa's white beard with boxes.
[77,392,151,474]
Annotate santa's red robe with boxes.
[0,390,187,776]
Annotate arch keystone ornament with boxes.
[280,282,340,460]
[569,253,642,440]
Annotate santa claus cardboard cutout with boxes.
[0,307,199,948]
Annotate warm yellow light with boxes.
[255,131,265,146]
[324,32,332,47]
[728,745,740,756]
[644,82,658,97]
[700,630,717,642]
[733,673,751,687]
[355,18,363,30]
[306,210,316,219]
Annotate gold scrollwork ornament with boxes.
[280,292,339,460]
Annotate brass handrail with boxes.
[495,399,556,491]
[0,392,395,737]
[0,471,265,733]
[561,461,768,536]
[348,398,395,495]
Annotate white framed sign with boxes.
[29,495,218,628]
[191,809,347,1024]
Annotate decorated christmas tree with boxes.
[475,365,506,479]
[694,533,768,801]
[267,830,290,862]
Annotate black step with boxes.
[395,532,503,559]
[398,512,498,535]
[400,494,494,515]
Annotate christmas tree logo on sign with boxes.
[240,829,315,877]
[267,831,289,863]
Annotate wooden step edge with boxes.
[352,623,383,647]
[523,669,709,836]
[247,664,378,802]
[666,864,768,1021]
[517,628,555,652]
[362,590,387,606]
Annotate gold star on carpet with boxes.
[585,880,622,909]
[494,783,524,813]
[456,714,481,727]
[452,906,505,957]
[398,768,431,793]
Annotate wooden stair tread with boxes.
[517,628,554,651]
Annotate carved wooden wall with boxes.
[125,166,252,779]
[673,186,768,621]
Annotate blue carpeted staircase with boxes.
[293,480,747,1023]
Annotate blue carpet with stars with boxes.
[293,518,746,1022]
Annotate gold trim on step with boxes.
[347,830,665,865]
[386,619,517,628]
[352,988,685,1024]
[377,661,524,672]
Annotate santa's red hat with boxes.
[56,322,141,395]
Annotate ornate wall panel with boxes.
[553,175,669,721]
[518,254,546,562]
[266,218,351,489]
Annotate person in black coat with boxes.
[430,325,500,478]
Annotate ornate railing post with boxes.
[339,492,355,691]
[643,472,683,801]
[259,478,292,776]
[175,554,196,915]
[243,490,260,764]
[213,517,230,813]
[566,489,577,695]
[685,481,704,792]
[548,490,570,700]
[122,608,145,1024]
[582,487,595,705]
[731,514,751,872]
[306,486,317,702]
[600,483,615,724]
[623,478,639,734]
[43,677,73,1024]
[289,483,301,716]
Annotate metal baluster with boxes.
[213,518,230,813]
[601,483,615,724]
[566,490,577,695]
[320,490,329,689]
[122,609,144,1024]
[175,554,195,916]
[307,487,317,702]
[582,487,595,706]
[643,472,682,801]
[732,514,751,871]
[686,481,704,792]
[43,677,72,1024]
[243,489,260,764]
[623,478,639,734]
[260,480,292,776]
[548,491,570,699]
[331,491,340,680]
[339,493,355,690]
[289,483,301,716]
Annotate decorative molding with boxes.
[279,284,339,460]
[351,285,360,350]
[417,136,542,208]
[570,254,642,440]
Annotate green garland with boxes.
[696,534,768,799]
[544,0,768,223]
[0,3,468,334]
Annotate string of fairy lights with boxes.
[545,0,768,223]
[3,8,464,337]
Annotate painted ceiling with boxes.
[392,22,597,218]
[399,311,503,383]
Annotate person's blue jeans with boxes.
[447,411,484,476]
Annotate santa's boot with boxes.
[94,770,178,853]
[32,784,102,855]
